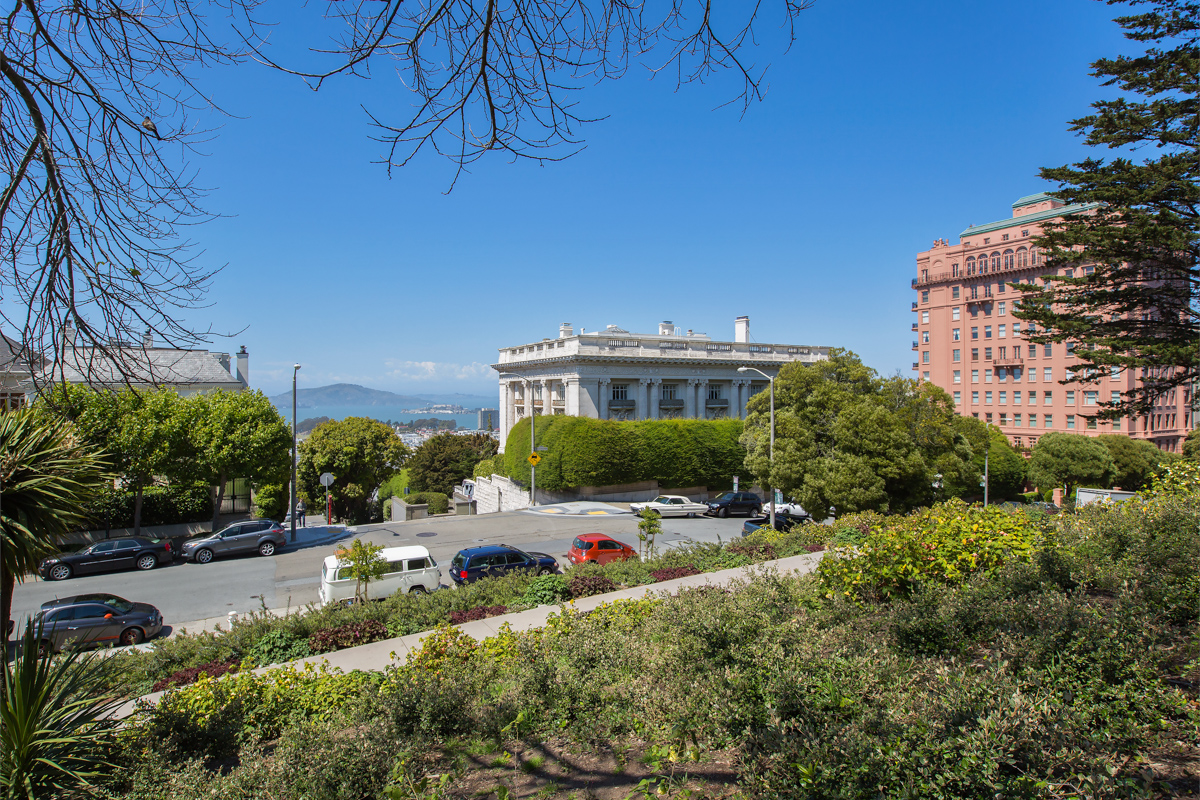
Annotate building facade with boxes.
[915,193,1191,452]
[492,317,830,451]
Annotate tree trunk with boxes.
[133,483,144,536]
[212,472,227,531]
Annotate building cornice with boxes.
[492,354,818,371]
[960,202,1101,238]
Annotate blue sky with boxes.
[166,0,1127,398]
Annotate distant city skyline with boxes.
[11,0,1130,399]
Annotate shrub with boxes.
[246,629,311,667]
[151,658,240,693]
[521,574,570,606]
[307,620,388,653]
[251,482,288,520]
[402,491,450,514]
[567,573,617,598]
[84,481,212,529]
[727,540,777,562]
[650,566,701,582]
[447,605,509,624]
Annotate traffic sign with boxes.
[320,472,335,487]
[535,446,548,451]
[527,452,542,466]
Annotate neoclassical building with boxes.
[493,317,830,451]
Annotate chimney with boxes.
[658,320,674,336]
[236,345,249,387]
[142,329,154,349]
[734,316,750,343]
[63,324,76,347]
[559,322,573,338]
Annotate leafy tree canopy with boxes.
[1014,0,1199,417]
[298,417,410,524]
[946,415,1028,501]
[1184,428,1200,461]
[408,433,498,496]
[1097,433,1176,490]
[1028,432,1117,497]
[741,349,980,515]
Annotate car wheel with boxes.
[538,568,553,576]
[258,541,276,557]
[688,512,696,518]
[47,563,72,581]
[135,553,157,571]
[751,506,761,517]
[120,627,145,647]
[719,507,729,519]
[195,548,214,564]
[409,585,426,595]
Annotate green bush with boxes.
[84,482,212,529]
[472,456,505,479]
[401,491,449,514]
[521,574,570,606]
[252,482,288,520]
[246,629,311,667]
[503,415,744,490]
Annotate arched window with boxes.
[1003,249,1014,269]
[966,256,976,275]
[1017,246,1028,268]
[990,251,1001,272]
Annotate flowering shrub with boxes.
[567,573,617,598]
[650,566,701,582]
[405,624,478,673]
[447,605,508,625]
[151,658,239,693]
[307,619,388,653]
[1146,459,1200,497]
[817,499,1042,602]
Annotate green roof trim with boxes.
[1012,192,1057,208]
[959,201,1101,238]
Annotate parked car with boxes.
[629,495,708,518]
[38,537,175,581]
[706,491,762,518]
[180,519,286,564]
[33,594,163,653]
[567,533,637,566]
[319,545,440,606]
[449,544,558,585]
[742,512,812,536]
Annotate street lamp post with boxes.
[290,364,300,543]
[738,366,775,531]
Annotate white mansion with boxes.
[493,317,830,451]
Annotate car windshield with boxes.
[509,548,533,561]
[572,538,594,551]
[451,553,465,569]
[652,496,671,504]
[89,596,134,614]
[715,492,735,501]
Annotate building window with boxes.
[922,351,930,364]
[985,369,993,384]
[1028,414,1038,428]
[998,324,1006,338]
[971,391,979,404]
[971,327,978,340]
[921,290,930,304]
[1012,322,1021,337]
[612,384,629,400]
[662,384,677,401]
[922,311,930,324]
[923,371,930,381]
[997,366,1007,382]
[953,328,960,341]
[1017,247,1028,267]
[952,286,960,299]
[1044,414,1053,428]
[1043,367,1053,382]
[707,385,722,400]
[1028,345,1036,358]
[954,391,961,404]
[985,413,993,423]
[984,283,993,298]
[1022,230,1029,238]
[970,285,978,299]
[985,347,993,360]
[1000,413,1009,425]
[1013,413,1022,427]
[953,370,961,383]
[984,326,992,339]
[971,370,979,383]
[966,256,976,274]
[985,391,993,404]
[1044,391,1052,405]
[952,307,961,320]
[971,348,979,361]
[705,343,731,351]
[953,349,961,362]
[1086,418,1097,430]
[991,252,1001,271]
[1066,391,1075,406]
[1084,391,1097,406]
[1003,249,1014,269]
[1112,418,1121,430]
[1013,391,1022,404]
[1066,414,1075,429]
[1031,246,1041,265]
[998,301,1006,316]
[922,331,930,344]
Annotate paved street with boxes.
[10,506,754,634]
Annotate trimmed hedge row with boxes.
[503,416,745,491]
[85,482,213,529]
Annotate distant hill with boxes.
[271,383,494,410]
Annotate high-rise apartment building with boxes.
[914,193,1191,452]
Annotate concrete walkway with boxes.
[116,551,825,718]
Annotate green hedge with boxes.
[85,482,213,529]
[503,416,745,491]
[402,491,449,514]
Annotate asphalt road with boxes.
[10,507,754,632]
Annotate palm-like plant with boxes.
[1,620,123,799]
[1,407,109,640]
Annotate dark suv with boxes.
[706,491,762,518]
[180,520,286,564]
[449,545,558,585]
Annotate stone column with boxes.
[697,379,709,420]
[566,378,580,416]
[599,378,610,419]
[636,378,650,420]
[523,380,533,420]
[650,377,661,420]
[684,378,697,419]
[533,379,544,418]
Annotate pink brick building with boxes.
[914,193,1191,452]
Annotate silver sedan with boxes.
[629,495,709,518]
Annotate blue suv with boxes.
[449,544,558,585]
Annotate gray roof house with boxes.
[1,334,45,409]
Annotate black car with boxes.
[34,594,163,652]
[706,491,763,518]
[742,511,812,536]
[38,537,175,581]
[449,544,558,585]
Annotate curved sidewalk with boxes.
[117,551,825,717]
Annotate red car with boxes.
[567,534,637,566]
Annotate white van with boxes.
[318,545,440,606]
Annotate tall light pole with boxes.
[290,363,300,543]
[739,366,776,531]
